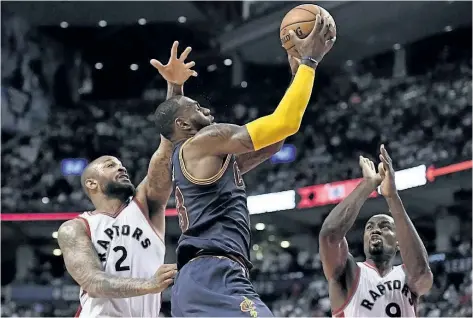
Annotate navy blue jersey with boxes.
[171,139,252,269]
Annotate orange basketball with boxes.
[280,4,336,58]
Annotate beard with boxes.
[103,181,136,201]
[369,244,385,255]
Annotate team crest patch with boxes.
[240,296,258,317]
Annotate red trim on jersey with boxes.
[363,261,394,277]
[332,264,361,316]
[74,305,82,317]
[133,197,165,245]
[89,202,128,218]
[77,217,91,238]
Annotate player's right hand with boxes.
[359,156,383,186]
[150,41,198,85]
[288,14,336,63]
[150,263,177,293]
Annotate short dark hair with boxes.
[154,96,182,139]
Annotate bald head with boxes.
[81,156,113,195]
[367,214,394,225]
[80,156,135,201]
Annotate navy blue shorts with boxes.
[171,256,273,317]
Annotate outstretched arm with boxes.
[58,219,170,298]
[235,55,299,174]
[137,42,197,231]
[319,157,381,280]
[136,136,173,236]
[189,62,316,156]
[379,145,433,296]
[187,15,336,157]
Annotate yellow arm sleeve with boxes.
[245,64,315,150]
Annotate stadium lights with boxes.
[138,18,147,25]
[280,241,290,248]
[241,81,248,88]
[42,197,50,204]
[98,20,107,27]
[95,62,103,70]
[393,43,401,50]
[224,59,232,66]
[60,21,68,28]
[130,64,139,71]
[53,249,62,256]
[1,161,471,222]
[178,16,187,23]
[207,64,217,72]
[52,231,58,239]
[255,223,266,231]
[444,25,453,32]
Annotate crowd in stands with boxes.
[2,226,471,317]
[1,13,472,318]
[1,15,471,213]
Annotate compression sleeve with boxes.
[245,64,315,150]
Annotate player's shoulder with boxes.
[190,123,242,143]
[57,218,89,240]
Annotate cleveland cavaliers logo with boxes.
[175,186,189,232]
[233,161,245,188]
[240,296,258,317]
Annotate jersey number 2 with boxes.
[385,302,401,317]
[113,246,130,272]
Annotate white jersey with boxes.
[332,262,417,317]
[75,197,165,318]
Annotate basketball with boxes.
[280,4,336,58]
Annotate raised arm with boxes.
[58,219,176,298]
[319,157,381,280]
[378,145,433,296]
[188,15,336,157]
[136,136,173,236]
[137,42,197,230]
[235,55,300,174]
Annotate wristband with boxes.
[301,57,318,69]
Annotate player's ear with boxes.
[175,117,191,131]
[85,178,98,191]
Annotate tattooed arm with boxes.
[166,82,183,99]
[135,81,182,231]
[135,136,173,235]
[57,219,175,298]
[236,141,284,174]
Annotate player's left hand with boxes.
[288,54,301,76]
[150,41,198,85]
[379,144,398,198]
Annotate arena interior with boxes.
[1,1,472,317]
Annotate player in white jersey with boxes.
[57,41,198,317]
[319,145,433,317]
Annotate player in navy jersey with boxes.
[153,17,336,317]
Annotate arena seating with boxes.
[1,14,471,318]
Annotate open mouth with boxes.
[370,234,382,244]
[117,174,130,181]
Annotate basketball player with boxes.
[57,42,197,317]
[319,145,433,317]
[153,15,336,317]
